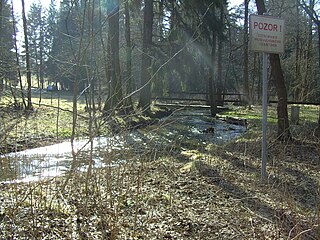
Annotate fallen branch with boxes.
[225,116,248,127]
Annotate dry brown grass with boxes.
[0,102,319,239]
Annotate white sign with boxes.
[249,15,285,54]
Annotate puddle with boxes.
[0,110,246,183]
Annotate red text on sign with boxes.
[253,21,281,32]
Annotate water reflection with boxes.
[0,110,246,183]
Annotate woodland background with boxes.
[0,0,319,114]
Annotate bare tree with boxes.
[21,0,33,111]
[300,0,320,130]
[300,0,320,101]
[243,0,251,106]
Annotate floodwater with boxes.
[0,110,247,183]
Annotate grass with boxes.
[0,90,149,152]
[220,103,319,133]
[0,93,319,239]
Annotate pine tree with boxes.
[27,2,46,89]
[43,0,58,87]
[0,0,15,92]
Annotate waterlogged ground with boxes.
[0,110,246,183]
[0,105,319,239]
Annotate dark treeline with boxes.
[0,0,319,133]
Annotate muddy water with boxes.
[0,110,246,183]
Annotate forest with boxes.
[0,0,320,239]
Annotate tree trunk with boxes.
[138,0,153,112]
[104,1,122,112]
[209,32,217,117]
[255,0,291,140]
[301,9,313,101]
[269,54,290,139]
[22,0,33,111]
[39,22,44,90]
[243,0,250,105]
[317,23,320,130]
[217,7,224,106]
[317,23,320,103]
[0,0,3,93]
[153,0,164,96]
[294,0,301,101]
[10,0,26,108]
[124,0,133,111]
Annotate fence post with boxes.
[291,106,300,125]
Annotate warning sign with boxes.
[249,15,285,53]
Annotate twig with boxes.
[30,101,89,119]
[290,228,315,240]
[241,206,273,223]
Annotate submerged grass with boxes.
[0,91,160,152]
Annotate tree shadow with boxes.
[190,158,318,238]
[280,167,319,211]
[192,160,276,220]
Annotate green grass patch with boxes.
[220,104,319,125]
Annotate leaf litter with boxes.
[0,107,319,239]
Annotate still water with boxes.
[0,110,246,183]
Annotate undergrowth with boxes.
[0,95,319,239]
